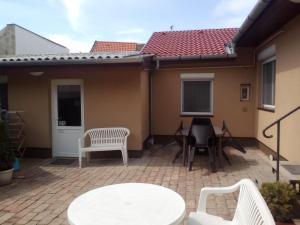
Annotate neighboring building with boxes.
[0,0,299,165]
[0,24,69,56]
[90,41,144,53]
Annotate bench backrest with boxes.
[233,179,275,225]
[86,128,130,146]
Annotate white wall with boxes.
[0,25,15,55]
[15,25,69,55]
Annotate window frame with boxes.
[260,57,276,111]
[180,78,214,116]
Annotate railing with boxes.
[263,106,300,181]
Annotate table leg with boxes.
[210,146,217,173]
[183,136,187,166]
[188,145,195,171]
[217,136,223,168]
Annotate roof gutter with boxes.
[232,0,272,44]
[0,57,145,67]
[154,53,237,62]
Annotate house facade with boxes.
[0,53,151,157]
[141,0,300,162]
[141,29,256,139]
[0,0,299,162]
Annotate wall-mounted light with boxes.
[29,71,44,77]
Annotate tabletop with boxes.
[181,126,223,137]
[68,183,186,225]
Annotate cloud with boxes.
[48,34,93,53]
[213,0,257,27]
[58,0,86,32]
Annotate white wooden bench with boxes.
[188,179,275,225]
[78,128,130,168]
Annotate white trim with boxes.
[180,78,214,116]
[262,56,276,64]
[258,45,276,61]
[260,58,276,109]
[180,73,215,80]
[262,104,275,110]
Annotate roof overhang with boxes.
[234,0,300,47]
[0,52,153,67]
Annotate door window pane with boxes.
[262,60,276,106]
[182,81,212,114]
[57,85,81,126]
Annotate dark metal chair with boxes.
[221,120,246,164]
[187,118,217,172]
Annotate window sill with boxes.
[180,114,214,117]
[257,107,275,113]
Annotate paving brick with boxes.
[16,212,37,224]
[0,213,14,224]
[0,147,278,225]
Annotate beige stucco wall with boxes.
[153,66,255,137]
[8,74,51,148]
[254,15,300,162]
[140,70,150,143]
[6,65,148,152]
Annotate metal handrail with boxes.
[263,106,300,138]
[262,106,300,181]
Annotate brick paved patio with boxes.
[0,145,277,225]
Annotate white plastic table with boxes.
[68,183,186,225]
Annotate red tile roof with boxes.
[141,28,239,57]
[90,41,139,52]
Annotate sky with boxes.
[0,0,258,53]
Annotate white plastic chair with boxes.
[78,127,130,168]
[188,179,275,225]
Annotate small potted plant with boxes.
[0,120,15,185]
[260,182,297,224]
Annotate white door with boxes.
[51,79,84,157]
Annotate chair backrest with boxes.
[86,128,130,146]
[189,118,215,146]
[233,179,275,225]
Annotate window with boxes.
[57,85,81,126]
[261,58,276,109]
[181,74,214,116]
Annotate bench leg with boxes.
[121,149,128,166]
[79,151,82,168]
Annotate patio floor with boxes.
[0,145,278,225]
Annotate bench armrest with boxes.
[198,181,241,212]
